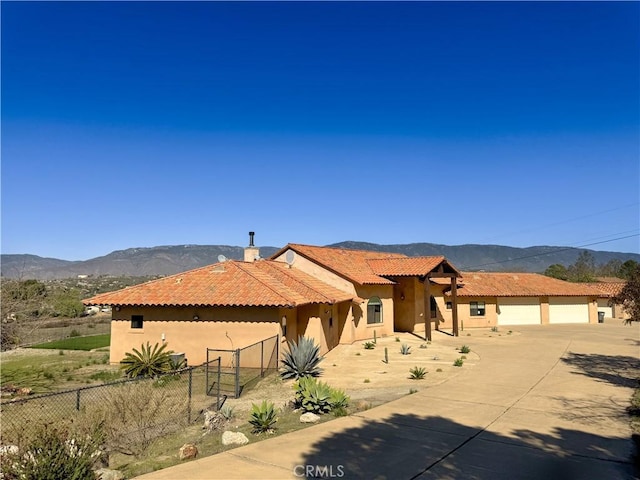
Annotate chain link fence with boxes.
[207,335,279,398]
[0,358,222,454]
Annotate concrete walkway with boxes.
[136,323,640,479]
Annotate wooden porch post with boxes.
[451,277,459,337]
[424,278,432,342]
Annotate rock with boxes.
[300,412,320,423]
[94,468,124,480]
[203,410,226,431]
[179,443,198,460]
[17,387,32,396]
[0,445,18,455]
[221,431,249,446]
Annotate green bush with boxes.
[454,357,464,367]
[459,345,471,354]
[294,378,350,415]
[363,341,375,350]
[409,366,427,380]
[249,400,277,434]
[280,336,324,380]
[4,424,101,480]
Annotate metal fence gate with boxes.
[206,335,279,398]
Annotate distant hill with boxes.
[1,242,638,280]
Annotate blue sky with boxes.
[2,1,639,260]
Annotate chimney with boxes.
[244,231,260,262]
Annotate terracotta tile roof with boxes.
[586,282,625,297]
[448,272,604,297]
[84,260,354,308]
[273,244,407,285]
[367,257,459,277]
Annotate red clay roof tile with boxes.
[450,272,604,297]
[84,260,354,308]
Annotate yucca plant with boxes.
[409,366,427,380]
[400,343,412,355]
[120,342,173,378]
[249,401,277,434]
[280,336,324,380]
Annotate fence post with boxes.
[76,389,81,411]
[188,368,193,424]
[216,356,222,410]
[261,340,264,377]
[235,349,240,398]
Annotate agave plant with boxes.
[409,366,427,380]
[400,343,412,355]
[120,342,173,378]
[280,336,324,380]
[249,400,277,434]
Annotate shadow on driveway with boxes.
[299,413,636,479]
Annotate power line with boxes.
[460,233,640,270]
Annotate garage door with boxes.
[497,297,541,325]
[549,297,589,324]
[597,299,613,319]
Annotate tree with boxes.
[567,251,596,282]
[120,342,174,378]
[618,260,639,281]
[611,264,640,324]
[544,264,569,281]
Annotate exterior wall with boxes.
[355,284,394,340]
[110,305,282,365]
[393,277,425,332]
[460,297,498,328]
[273,250,356,295]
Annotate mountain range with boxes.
[1,242,638,280]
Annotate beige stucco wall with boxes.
[110,305,285,365]
[354,284,395,340]
[439,296,498,329]
[273,250,356,295]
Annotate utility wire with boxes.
[460,233,640,270]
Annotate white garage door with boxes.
[497,297,541,325]
[549,297,589,324]
[597,299,613,319]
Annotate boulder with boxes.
[0,445,18,455]
[221,431,249,446]
[94,468,124,480]
[179,443,198,460]
[300,412,320,423]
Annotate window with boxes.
[470,301,485,316]
[367,297,382,324]
[446,302,452,310]
[430,296,437,319]
[131,315,143,329]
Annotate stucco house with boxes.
[84,238,461,365]
[439,272,604,327]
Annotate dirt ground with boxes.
[223,329,514,415]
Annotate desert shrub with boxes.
[120,342,173,378]
[249,400,277,434]
[491,326,499,332]
[395,337,400,342]
[89,370,122,382]
[400,343,411,355]
[409,388,418,394]
[459,345,471,354]
[454,357,464,367]
[280,336,324,380]
[409,366,427,380]
[419,343,428,349]
[69,329,81,338]
[4,424,102,480]
[363,341,375,350]
[90,381,188,457]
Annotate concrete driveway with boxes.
[135,323,640,479]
